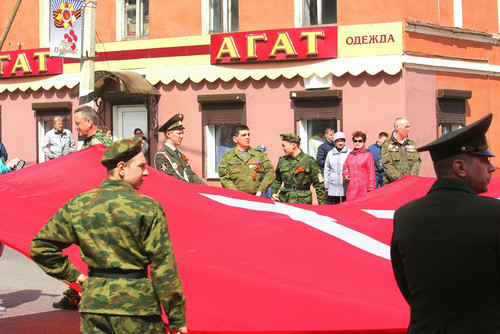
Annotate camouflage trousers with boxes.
[80,313,165,334]
[278,190,313,204]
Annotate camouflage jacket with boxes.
[381,133,421,184]
[30,179,186,328]
[155,144,205,184]
[218,147,275,194]
[271,151,326,205]
[82,129,113,148]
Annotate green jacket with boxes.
[155,144,205,185]
[271,151,326,205]
[381,133,421,184]
[30,179,186,328]
[82,129,113,148]
[218,147,275,194]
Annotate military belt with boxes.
[283,183,310,191]
[88,267,148,279]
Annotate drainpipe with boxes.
[0,0,23,51]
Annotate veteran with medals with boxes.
[271,133,326,205]
[381,118,421,184]
[155,114,205,185]
[218,125,275,196]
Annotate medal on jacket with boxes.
[252,165,261,180]
[295,165,306,174]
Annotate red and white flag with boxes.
[2,145,499,333]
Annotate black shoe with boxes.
[52,296,79,310]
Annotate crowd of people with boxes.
[210,117,421,206]
[1,104,498,334]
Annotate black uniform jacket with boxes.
[391,178,500,334]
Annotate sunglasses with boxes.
[353,139,364,143]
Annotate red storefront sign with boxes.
[211,26,337,64]
[0,48,63,78]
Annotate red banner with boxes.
[211,26,337,64]
[0,48,63,78]
[2,146,499,332]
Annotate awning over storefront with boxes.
[0,55,403,93]
[94,70,160,96]
[143,55,404,85]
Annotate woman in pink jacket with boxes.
[342,131,376,200]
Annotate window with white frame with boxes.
[206,125,236,178]
[453,0,463,28]
[290,90,342,157]
[206,0,239,34]
[119,0,149,39]
[296,0,337,27]
[198,94,245,179]
[299,119,338,158]
[436,89,470,137]
[32,102,73,163]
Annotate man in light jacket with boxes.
[42,116,75,160]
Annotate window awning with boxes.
[0,55,404,93]
[142,55,404,85]
[94,70,160,97]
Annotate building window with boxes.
[198,93,245,178]
[290,90,342,157]
[297,0,337,27]
[207,0,239,34]
[453,0,463,28]
[32,102,73,163]
[120,0,149,39]
[436,89,470,137]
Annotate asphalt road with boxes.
[0,246,80,333]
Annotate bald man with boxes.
[381,118,421,184]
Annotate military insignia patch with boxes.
[318,173,324,183]
[160,163,168,171]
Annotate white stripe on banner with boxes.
[361,209,395,219]
[200,194,391,260]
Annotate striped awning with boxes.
[0,55,404,93]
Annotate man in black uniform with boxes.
[391,113,499,333]
[154,114,205,184]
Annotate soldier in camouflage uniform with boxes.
[381,118,421,184]
[218,125,275,195]
[271,133,326,205]
[30,137,187,334]
[155,114,205,184]
[74,105,113,149]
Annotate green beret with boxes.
[418,113,494,161]
[280,133,301,144]
[101,137,143,170]
[159,113,185,133]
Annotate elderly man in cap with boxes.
[271,133,326,205]
[391,114,499,333]
[30,137,187,334]
[155,113,205,185]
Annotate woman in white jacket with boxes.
[324,132,351,204]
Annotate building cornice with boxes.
[405,19,500,45]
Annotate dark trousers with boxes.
[376,174,384,188]
[81,313,165,334]
[327,195,346,204]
